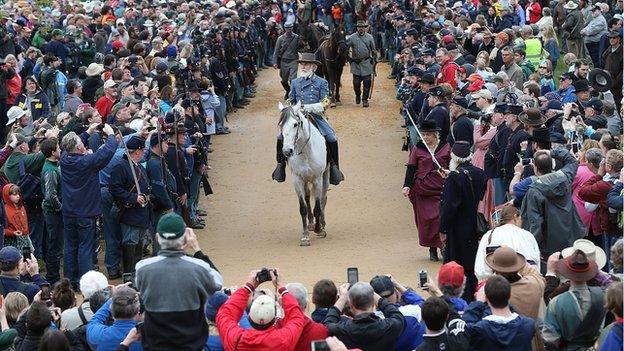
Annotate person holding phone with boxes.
[86,284,143,351]
[322,282,405,350]
[0,246,48,303]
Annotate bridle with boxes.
[289,107,312,156]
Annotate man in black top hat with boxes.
[484,103,514,206]
[500,104,530,191]
[440,141,487,301]
[109,135,152,275]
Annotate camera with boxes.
[255,268,277,284]
[521,158,533,166]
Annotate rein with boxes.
[293,111,312,156]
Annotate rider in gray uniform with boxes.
[272,52,344,185]
[273,23,300,100]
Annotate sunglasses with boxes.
[539,66,548,69]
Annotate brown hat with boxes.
[485,246,526,273]
[556,249,599,282]
[518,107,547,126]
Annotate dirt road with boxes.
[199,64,442,292]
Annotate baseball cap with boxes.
[438,261,465,288]
[248,295,276,327]
[428,86,445,97]
[103,80,117,89]
[586,98,604,112]
[541,99,563,112]
[451,96,469,109]
[0,246,22,265]
[370,275,395,298]
[156,213,186,239]
[471,89,493,101]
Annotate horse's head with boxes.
[278,101,307,158]
[332,24,348,55]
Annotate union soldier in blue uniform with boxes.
[109,135,152,275]
[272,52,344,185]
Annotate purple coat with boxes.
[408,142,451,248]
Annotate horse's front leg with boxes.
[294,178,311,246]
[329,78,337,108]
[313,177,327,238]
[305,184,314,231]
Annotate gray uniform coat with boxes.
[345,32,376,76]
[273,32,300,83]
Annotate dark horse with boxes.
[318,23,348,107]
[298,22,326,53]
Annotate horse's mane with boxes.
[278,106,297,127]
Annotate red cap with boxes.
[112,40,124,51]
[438,261,465,288]
[442,35,454,44]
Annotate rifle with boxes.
[172,113,192,225]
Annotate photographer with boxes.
[216,268,306,350]
[135,213,222,350]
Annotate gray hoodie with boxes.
[520,148,585,257]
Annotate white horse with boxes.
[278,101,330,246]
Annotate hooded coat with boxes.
[3,184,28,238]
[520,148,584,257]
[466,312,535,350]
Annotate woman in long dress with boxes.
[402,120,451,261]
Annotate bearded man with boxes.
[439,141,487,302]
[271,53,344,186]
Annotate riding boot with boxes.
[281,81,290,100]
[327,141,344,185]
[272,138,286,182]
[121,244,136,274]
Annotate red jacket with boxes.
[277,316,328,351]
[578,174,618,235]
[216,284,305,351]
[527,2,542,23]
[437,58,459,89]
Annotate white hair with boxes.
[157,235,185,250]
[79,271,109,299]
[285,283,308,310]
[450,153,473,171]
[61,132,82,153]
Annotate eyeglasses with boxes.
[539,66,548,69]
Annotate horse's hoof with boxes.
[315,229,327,238]
[330,103,336,108]
[300,236,311,246]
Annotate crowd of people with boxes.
[0,0,620,349]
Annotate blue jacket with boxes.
[15,91,51,121]
[86,299,142,351]
[559,86,577,104]
[463,301,534,351]
[109,155,152,228]
[599,322,622,351]
[396,289,426,351]
[60,133,117,217]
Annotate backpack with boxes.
[17,159,43,211]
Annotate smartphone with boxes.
[40,283,50,300]
[485,245,501,255]
[136,321,144,339]
[310,340,330,351]
[347,267,358,287]
[22,247,31,261]
[419,270,428,290]
[122,273,134,288]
